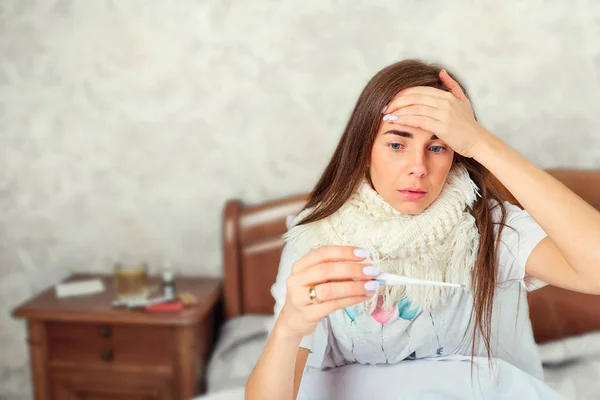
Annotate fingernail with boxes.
[362,266,380,276]
[364,281,380,291]
[365,291,376,297]
[353,248,369,258]
[382,104,388,113]
[383,114,398,121]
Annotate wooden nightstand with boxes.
[12,274,222,400]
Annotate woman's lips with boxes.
[398,190,427,201]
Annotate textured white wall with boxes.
[1,0,599,398]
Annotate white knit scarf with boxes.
[284,164,481,313]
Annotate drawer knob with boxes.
[98,326,111,338]
[100,349,114,361]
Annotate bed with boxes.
[195,170,600,400]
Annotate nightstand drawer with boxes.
[51,366,174,400]
[47,322,173,367]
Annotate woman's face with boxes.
[369,111,455,215]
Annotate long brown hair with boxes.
[297,59,510,361]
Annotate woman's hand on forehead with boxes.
[380,70,494,159]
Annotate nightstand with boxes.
[12,273,222,400]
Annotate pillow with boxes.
[537,331,600,365]
[206,315,271,393]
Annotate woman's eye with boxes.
[430,145,446,153]
[389,143,403,150]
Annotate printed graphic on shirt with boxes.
[429,312,444,356]
[342,296,453,363]
[344,306,359,322]
[372,296,395,325]
[343,296,420,324]
[398,297,419,320]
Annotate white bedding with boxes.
[194,315,600,400]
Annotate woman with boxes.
[246,60,600,399]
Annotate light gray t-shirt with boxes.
[270,201,548,380]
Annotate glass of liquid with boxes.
[114,262,149,301]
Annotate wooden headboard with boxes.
[221,170,600,343]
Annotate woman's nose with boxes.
[408,153,428,177]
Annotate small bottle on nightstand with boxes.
[162,271,177,300]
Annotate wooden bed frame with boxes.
[221,170,600,343]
